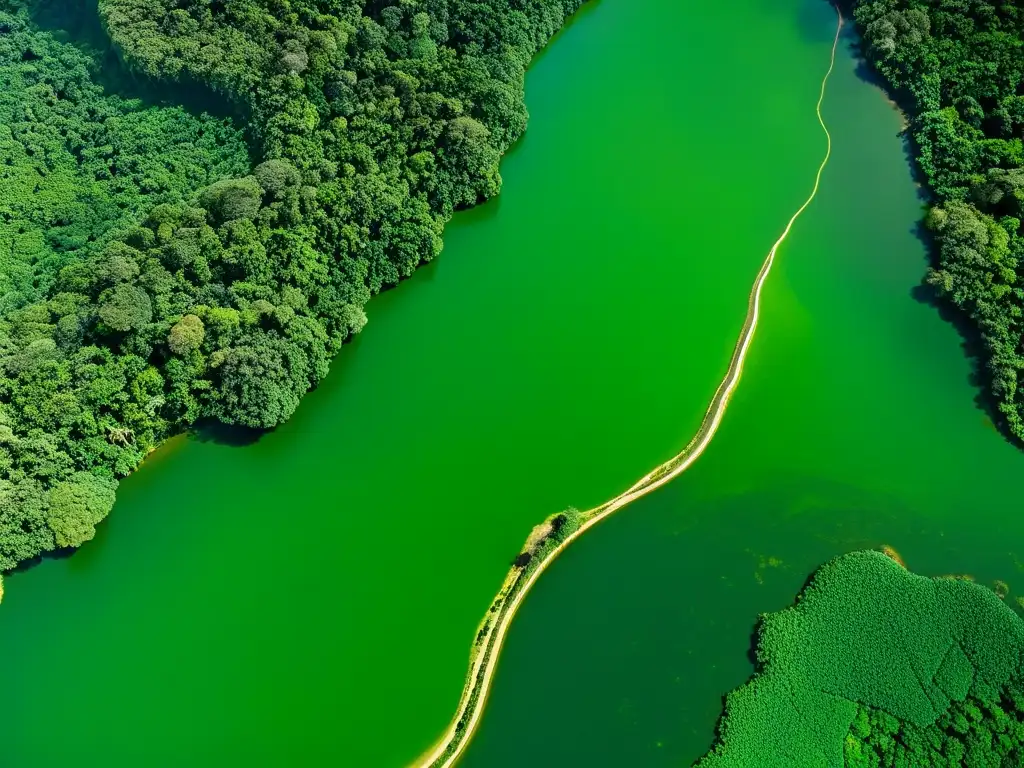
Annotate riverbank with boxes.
[0,3,857,765]
[851,0,1024,444]
[452,1,1024,759]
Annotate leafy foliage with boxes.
[0,0,585,568]
[844,679,1024,767]
[698,550,1024,767]
[853,0,1024,438]
[0,5,250,568]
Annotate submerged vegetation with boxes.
[699,550,1024,767]
[0,0,585,569]
[853,0,1024,439]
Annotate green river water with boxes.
[3,0,1023,766]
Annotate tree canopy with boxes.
[698,550,1024,767]
[0,0,586,568]
[853,0,1024,439]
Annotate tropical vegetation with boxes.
[0,0,584,568]
[853,0,1024,439]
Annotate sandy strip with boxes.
[412,7,843,766]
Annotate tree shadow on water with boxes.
[745,617,762,668]
[758,0,847,46]
[794,0,844,44]
[909,215,1021,445]
[908,279,1020,446]
[6,545,77,577]
[830,14,1015,444]
[189,419,267,448]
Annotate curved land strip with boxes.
[413,8,843,767]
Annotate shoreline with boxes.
[411,7,844,767]
[884,92,910,131]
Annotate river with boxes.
[3,0,1021,766]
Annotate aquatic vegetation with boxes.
[698,550,1024,767]
[751,554,783,585]
[936,573,975,583]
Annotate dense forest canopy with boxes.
[852,0,1024,439]
[0,0,584,569]
[699,550,1024,767]
[5,0,1018,576]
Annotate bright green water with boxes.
[2,0,1019,766]
[459,3,1024,766]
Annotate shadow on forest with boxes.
[25,0,242,125]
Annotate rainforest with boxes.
[0,0,584,566]
[2,0,1024,766]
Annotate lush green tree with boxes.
[98,284,154,332]
[0,0,590,569]
[854,0,1024,442]
[168,314,206,355]
[46,471,118,548]
[0,4,248,567]
[214,336,308,428]
[199,177,264,224]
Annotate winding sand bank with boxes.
[413,7,843,766]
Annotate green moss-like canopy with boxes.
[699,550,1024,767]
